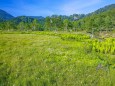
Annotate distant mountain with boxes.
[48,14,85,21]
[0,4,115,23]
[69,14,85,20]
[0,9,14,22]
[9,16,45,25]
[0,4,115,31]
[9,16,34,24]
[87,4,115,16]
[28,16,44,20]
[28,16,45,25]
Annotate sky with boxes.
[0,0,115,17]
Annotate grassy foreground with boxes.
[0,31,115,86]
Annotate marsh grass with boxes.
[0,32,115,86]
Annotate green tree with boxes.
[5,21,14,31]
[72,21,78,31]
[63,19,69,31]
[17,22,25,31]
[104,16,111,31]
[45,17,52,31]
[30,19,39,31]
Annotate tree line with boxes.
[0,8,115,32]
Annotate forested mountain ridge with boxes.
[75,8,115,32]
[28,16,45,20]
[0,9,14,22]
[0,4,115,31]
[88,4,115,16]
[9,16,35,24]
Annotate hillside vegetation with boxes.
[0,4,115,32]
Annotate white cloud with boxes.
[1,0,104,16]
[59,0,102,15]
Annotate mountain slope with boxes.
[28,16,44,20]
[9,16,45,25]
[0,9,14,22]
[87,4,115,16]
[0,4,115,31]
[76,8,115,32]
[9,16,34,24]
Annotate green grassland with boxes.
[0,31,115,86]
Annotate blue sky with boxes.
[0,0,115,17]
